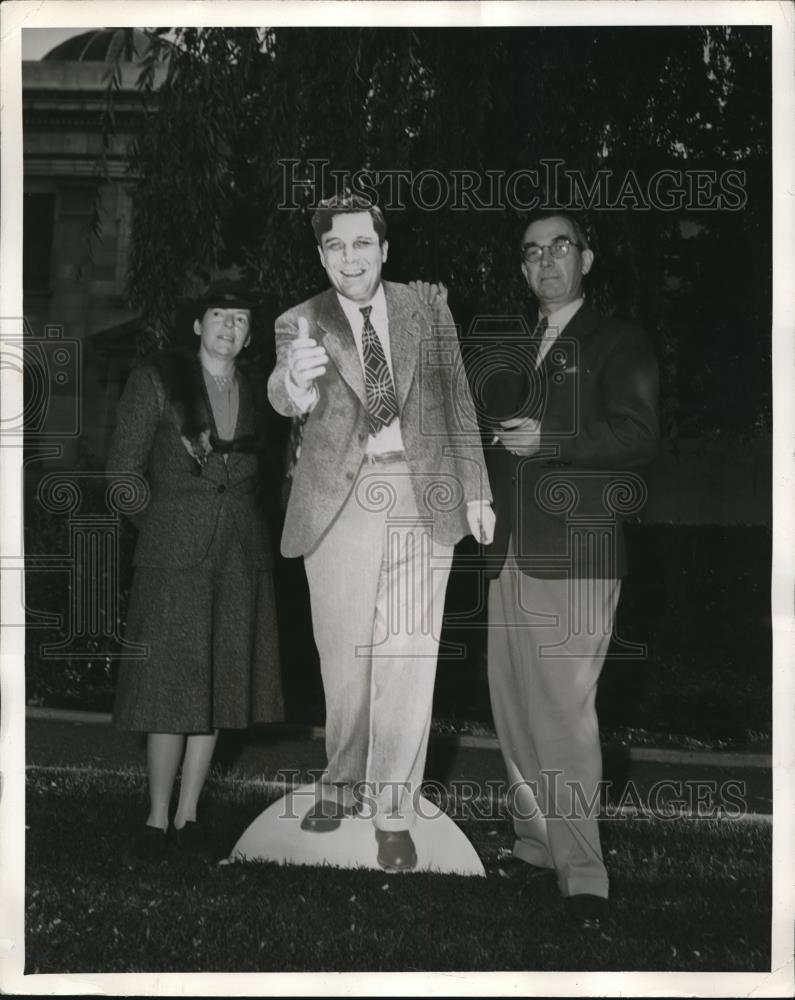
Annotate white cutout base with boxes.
[225,783,485,876]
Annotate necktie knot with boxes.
[533,315,549,338]
[360,305,373,322]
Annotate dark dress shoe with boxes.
[170,820,214,860]
[300,799,356,833]
[375,829,417,872]
[128,825,169,862]
[565,893,609,928]
[490,855,552,879]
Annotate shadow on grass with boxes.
[25,769,771,975]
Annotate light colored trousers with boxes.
[304,458,453,832]
[487,542,621,898]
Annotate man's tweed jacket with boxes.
[267,280,491,557]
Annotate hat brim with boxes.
[197,294,256,311]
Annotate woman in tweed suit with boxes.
[108,281,283,860]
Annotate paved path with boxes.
[25,715,772,817]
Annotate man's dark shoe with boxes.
[170,820,214,860]
[564,893,609,928]
[375,829,417,872]
[492,854,552,880]
[128,825,169,862]
[300,799,356,833]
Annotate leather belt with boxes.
[364,450,407,465]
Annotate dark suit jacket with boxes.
[268,281,491,557]
[483,303,659,579]
[107,363,274,571]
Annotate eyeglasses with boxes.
[322,237,379,256]
[521,236,584,264]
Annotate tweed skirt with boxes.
[113,507,283,733]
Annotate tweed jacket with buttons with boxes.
[268,281,492,558]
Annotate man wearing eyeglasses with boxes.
[268,194,494,873]
[484,211,659,925]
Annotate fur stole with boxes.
[150,348,266,473]
[147,348,284,531]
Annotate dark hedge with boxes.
[25,524,772,746]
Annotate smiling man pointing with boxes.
[268,194,493,872]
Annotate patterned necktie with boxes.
[360,305,399,433]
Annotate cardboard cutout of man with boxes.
[267,195,494,872]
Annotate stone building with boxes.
[23,29,167,468]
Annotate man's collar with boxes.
[335,282,386,322]
[540,297,584,335]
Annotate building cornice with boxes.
[22,60,166,93]
[24,155,138,180]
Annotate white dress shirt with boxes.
[536,297,584,367]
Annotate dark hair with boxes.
[311,193,387,245]
[519,210,591,253]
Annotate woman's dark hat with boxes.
[195,279,257,313]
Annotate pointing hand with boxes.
[288,316,328,391]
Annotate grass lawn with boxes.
[25,768,771,974]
